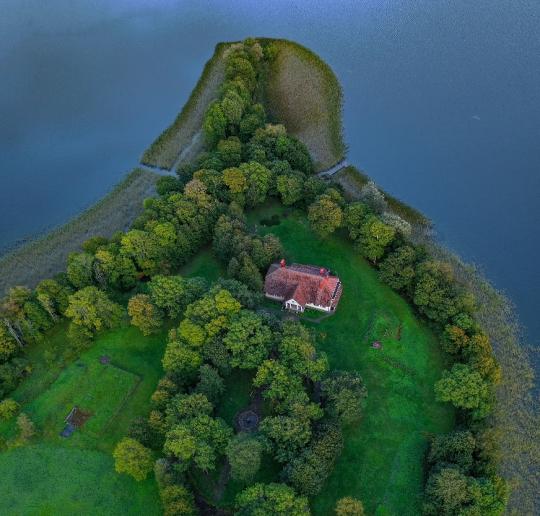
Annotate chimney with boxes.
[280,259,286,268]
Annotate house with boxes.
[264,260,343,313]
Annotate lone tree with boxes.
[113,437,154,481]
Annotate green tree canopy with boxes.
[65,286,123,334]
[435,363,491,418]
[308,195,343,238]
[113,437,154,481]
[223,310,273,369]
[235,483,310,516]
[226,433,263,483]
[128,294,163,336]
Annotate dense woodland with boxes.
[0,38,512,515]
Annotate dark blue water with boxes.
[1,1,539,351]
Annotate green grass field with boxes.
[0,445,160,516]
[0,323,167,512]
[249,204,454,515]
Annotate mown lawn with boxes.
[0,322,167,512]
[0,445,161,516]
[251,205,454,515]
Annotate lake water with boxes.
[1,1,539,353]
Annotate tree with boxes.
[276,173,304,206]
[35,279,71,321]
[65,287,123,335]
[0,326,18,361]
[94,248,137,291]
[344,202,371,241]
[162,341,202,385]
[335,497,365,515]
[232,254,264,292]
[218,137,243,168]
[160,485,197,516]
[223,311,272,369]
[221,89,245,125]
[358,215,395,263]
[424,467,470,515]
[278,323,328,381]
[358,181,387,214]
[428,430,476,473]
[203,101,227,146]
[259,412,313,463]
[164,415,232,472]
[308,195,343,238]
[225,56,256,90]
[168,393,213,421]
[66,252,95,288]
[435,364,491,418]
[194,364,225,404]
[235,483,310,516]
[413,261,464,324]
[148,275,187,319]
[223,167,247,204]
[0,398,19,420]
[113,437,154,481]
[254,360,305,405]
[128,294,163,335]
[240,161,272,207]
[226,433,263,483]
[283,424,343,496]
[378,245,419,292]
[321,371,367,426]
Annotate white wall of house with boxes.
[305,302,332,312]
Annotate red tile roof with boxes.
[264,263,342,309]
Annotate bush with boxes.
[0,398,19,420]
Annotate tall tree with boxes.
[65,287,123,334]
[128,294,163,335]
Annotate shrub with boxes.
[0,398,19,420]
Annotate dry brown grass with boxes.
[265,40,346,171]
[0,169,159,293]
[141,43,228,170]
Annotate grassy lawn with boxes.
[0,445,160,516]
[179,245,225,283]
[0,323,167,512]
[264,39,346,171]
[250,204,454,515]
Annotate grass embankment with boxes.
[250,204,453,515]
[141,43,229,170]
[264,39,346,171]
[0,169,159,296]
[0,322,168,513]
[335,165,432,228]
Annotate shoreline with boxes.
[0,168,159,294]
